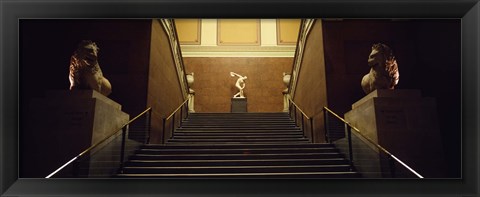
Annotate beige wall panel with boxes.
[277,19,301,45]
[175,19,201,45]
[184,57,293,112]
[218,19,260,45]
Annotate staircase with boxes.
[117,112,360,178]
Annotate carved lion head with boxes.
[368,43,394,68]
[74,40,100,65]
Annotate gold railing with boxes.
[162,98,190,144]
[288,98,314,143]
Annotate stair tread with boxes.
[168,138,308,141]
[173,133,304,136]
[117,171,359,177]
[139,147,336,151]
[133,152,342,157]
[148,143,331,148]
[178,127,299,129]
[128,158,347,162]
[164,143,313,146]
[130,155,343,160]
[124,164,350,169]
[145,143,332,146]
[172,135,304,138]
[175,129,302,132]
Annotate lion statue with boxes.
[69,40,112,96]
[361,43,399,94]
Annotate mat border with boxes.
[1,0,479,196]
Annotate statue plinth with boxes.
[344,89,446,178]
[231,97,247,113]
[23,90,129,177]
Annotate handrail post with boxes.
[301,115,305,137]
[146,110,151,144]
[118,126,128,173]
[162,118,166,144]
[186,101,189,119]
[310,117,314,143]
[288,102,292,117]
[323,109,329,143]
[179,106,183,127]
[346,125,354,171]
[389,155,396,178]
[171,113,175,139]
[73,159,80,178]
[294,107,298,126]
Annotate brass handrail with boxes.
[162,98,190,144]
[287,97,317,143]
[288,98,310,119]
[46,107,152,178]
[166,98,189,120]
[323,106,424,178]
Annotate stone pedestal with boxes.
[344,89,446,178]
[43,90,130,146]
[231,98,247,113]
[188,93,195,113]
[282,90,290,112]
[22,90,129,177]
[187,73,195,113]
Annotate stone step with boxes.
[136,147,338,154]
[129,152,344,160]
[173,131,303,136]
[116,171,360,178]
[180,122,296,126]
[185,117,292,119]
[171,135,305,140]
[124,158,350,167]
[188,112,289,116]
[166,138,310,143]
[165,141,313,145]
[175,128,302,131]
[142,143,335,149]
[121,165,353,174]
[180,123,297,129]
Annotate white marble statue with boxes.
[186,72,195,112]
[230,72,247,98]
[282,72,291,93]
[282,72,291,112]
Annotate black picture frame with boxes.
[1,0,479,196]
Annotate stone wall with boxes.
[183,57,293,112]
[146,20,186,144]
[290,20,328,143]
[22,90,129,178]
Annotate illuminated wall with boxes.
[183,57,293,112]
[176,19,300,112]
